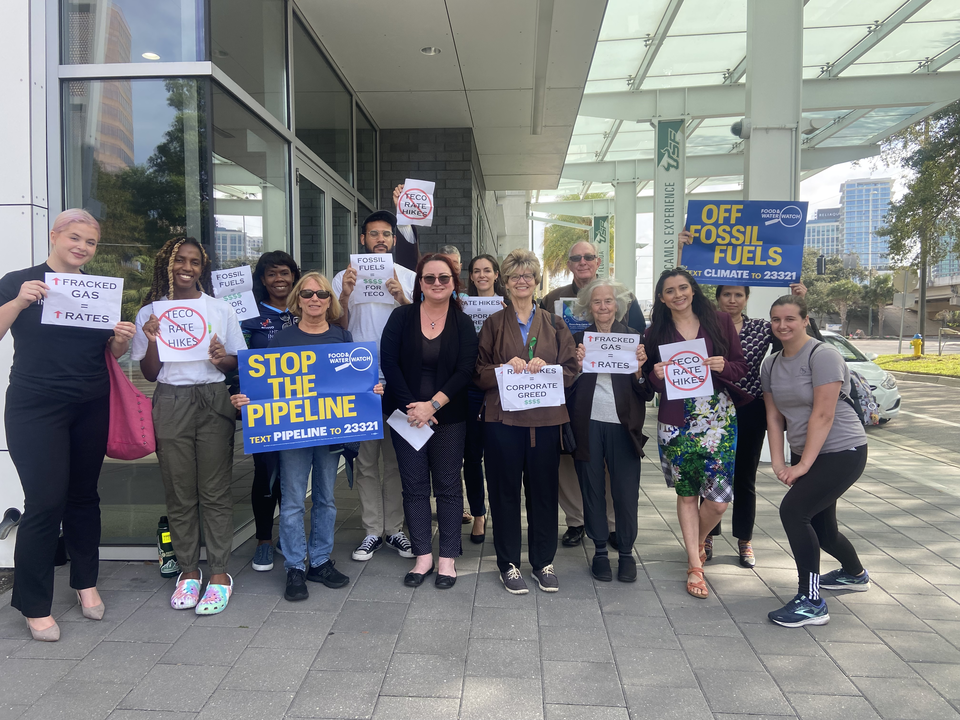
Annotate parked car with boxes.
[821,331,901,423]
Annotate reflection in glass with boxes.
[333,199,354,273]
[62,0,204,64]
[299,175,326,275]
[211,85,289,269]
[356,108,377,203]
[210,0,287,124]
[293,17,353,185]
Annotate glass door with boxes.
[294,156,356,277]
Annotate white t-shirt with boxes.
[332,260,416,377]
[132,293,246,386]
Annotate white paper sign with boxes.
[350,254,395,305]
[152,298,214,362]
[211,266,253,299]
[396,179,435,227]
[386,409,434,451]
[223,290,259,321]
[41,273,123,330]
[582,332,640,374]
[495,365,565,412]
[659,338,714,400]
[462,296,504,333]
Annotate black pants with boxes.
[463,388,487,517]
[710,398,765,540]
[6,385,108,618]
[781,445,867,583]
[484,422,560,573]
[251,452,281,541]
[392,422,465,558]
[575,421,641,555]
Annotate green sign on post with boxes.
[593,215,610,277]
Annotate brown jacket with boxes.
[474,308,578,427]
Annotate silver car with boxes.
[821,331,901,423]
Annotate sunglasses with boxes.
[298,289,332,299]
[569,254,598,263]
[421,274,453,285]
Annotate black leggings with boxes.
[781,445,867,596]
[710,397,765,540]
[251,452,281,541]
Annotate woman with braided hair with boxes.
[131,237,246,615]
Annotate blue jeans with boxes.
[278,445,341,572]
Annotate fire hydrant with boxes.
[910,333,923,357]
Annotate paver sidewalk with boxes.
[1,430,959,720]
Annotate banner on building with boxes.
[654,119,685,277]
[593,215,610,277]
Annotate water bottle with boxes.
[157,516,180,578]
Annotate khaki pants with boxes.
[355,421,404,537]
[153,383,236,574]
[558,454,615,531]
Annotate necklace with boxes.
[422,306,446,329]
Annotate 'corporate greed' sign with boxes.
[462,296,503,333]
[582,333,640,374]
[239,342,383,452]
[41,273,123,330]
[495,365,565,411]
[681,201,808,287]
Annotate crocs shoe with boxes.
[170,571,202,610]
[195,574,233,615]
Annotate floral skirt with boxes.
[657,391,738,502]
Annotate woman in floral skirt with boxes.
[643,269,749,599]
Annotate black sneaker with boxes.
[561,526,584,547]
[306,559,350,589]
[385,531,415,559]
[500,564,529,595]
[284,568,309,602]
[591,554,612,582]
[352,535,383,561]
[532,564,559,592]
[820,568,870,591]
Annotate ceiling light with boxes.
[141,52,160,60]
[420,47,441,56]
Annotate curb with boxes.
[887,370,960,388]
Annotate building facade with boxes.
[839,178,893,271]
[804,207,841,257]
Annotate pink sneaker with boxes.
[195,574,233,615]
[170,571,202,610]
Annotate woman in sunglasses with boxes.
[232,272,382,602]
[380,254,478,588]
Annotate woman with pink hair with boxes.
[0,209,136,641]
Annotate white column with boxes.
[613,181,637,293]
[743,0,803,320]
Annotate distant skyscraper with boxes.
[804,207,841,257]
[839,178,893,270]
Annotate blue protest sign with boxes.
[239,342,383,453]
[681,200,808,287]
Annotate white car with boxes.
[821,331,901,423]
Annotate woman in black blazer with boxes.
[381,254,479,589]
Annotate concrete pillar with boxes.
[743,0,803,320]
[613,181,637,294]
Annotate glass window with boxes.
[356,107,377,203]
[209,0,287,124]
[62,0,203,64]
[211,84,289,269]
[292,16,353,185]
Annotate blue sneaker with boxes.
[820,568,870,592]
[251,543,274,572]
[768,594,830,628]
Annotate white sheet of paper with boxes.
[211,265,253,298]
[462,296,503,333]
[386,409,434,451]
[152,298,214,362]
[41,273,123,330]
[495,365,565,412]
[396,178,436,226]
[659,338,714,400]
[350,253,395,304]
[223,290,259,321]
[582,332,640,374]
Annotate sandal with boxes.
[686,567,708,599]
[195,574,233,615]
[462,511,473,525]
[171,570,202,610]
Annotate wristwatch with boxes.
[431,400,441,411]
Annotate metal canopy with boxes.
[550,0,960,200]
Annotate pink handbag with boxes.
[105,348,156,460]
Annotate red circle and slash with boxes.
[157,306,207,350]
[665,350,709,391]
[397,188,433,221]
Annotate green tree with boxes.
[541,193,614,279]
[828,280,862,335]
[861,274,895,336]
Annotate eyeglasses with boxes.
[421,274,452,285]
[508,273,535,283]
[569,254,598,263]
[364,230,393,239]
[298,289,332,299]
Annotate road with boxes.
[853,338,960,356]
[870,375,960,464]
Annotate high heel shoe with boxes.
[76,590,105,621]
[26,618,60,642]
